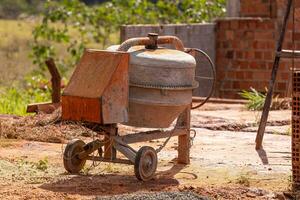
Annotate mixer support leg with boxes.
[104,124,118,159]
[177,106,191,164]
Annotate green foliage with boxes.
[31,0,226,77]
[0,1,226,115]
[239,87,288,111]
[17,157,48,173]
[0,87,26,115]
[239,88,266,111]
[35,157,49,171]
[0,75,51,116]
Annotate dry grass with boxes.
[0,138,19,148]
[0,110,99,144]
[0,19,38,86]
[0,18,119,86]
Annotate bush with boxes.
[31,0,226,77]
[0,0,227,115]
[239,87,289,111]
[239,88,266,111]
[0,75,51,115]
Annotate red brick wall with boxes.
[240,0,276,18]
[216,19,279,98]
[216,0,300,98]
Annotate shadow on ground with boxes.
[40,165,184,196]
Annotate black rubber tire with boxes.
[134,146,158,181]
[63,139,86,173]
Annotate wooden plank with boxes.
[61,96,102,123]
[27,102,61,114]
[277,50,300,59]
[117,129,187,144]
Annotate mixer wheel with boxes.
[63,139,86,173]
[134,146,157,181]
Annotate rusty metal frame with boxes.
[76,106,191,165]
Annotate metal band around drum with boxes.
[129,81,199,90]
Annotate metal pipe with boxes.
[117,34,185,52]
[113,143,136,163]
[256,0,293,150]
[86,156,133,165]
[117,37,150,52]
[77,139,105,159]
[157,36,184,51]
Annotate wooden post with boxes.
[45,58,61,103]
[177,106,191,164]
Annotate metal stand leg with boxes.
[255,0,293,150]
[104,124,117,159]
[177,106,191,164]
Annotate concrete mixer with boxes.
[61,33,215,181]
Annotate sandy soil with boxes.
[0,103,296,199]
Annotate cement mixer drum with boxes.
[109,35,197,128]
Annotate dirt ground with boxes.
[0,103,296,199]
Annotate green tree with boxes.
[31,0,226,77]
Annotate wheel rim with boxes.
[63,139,86,173]
[70,145,84,167]
[141,152,155,177]
[135,146,158,181]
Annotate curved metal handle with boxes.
[117,34,185,52]
[186,48,216,110]
[157,36,185,51]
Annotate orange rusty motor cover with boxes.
[62,49,129,124]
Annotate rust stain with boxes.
[62,96,102,123]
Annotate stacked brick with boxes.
[293,71,300,187]
[216,0,300,99]
[240,0,277,18]
[216,18,282,98]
